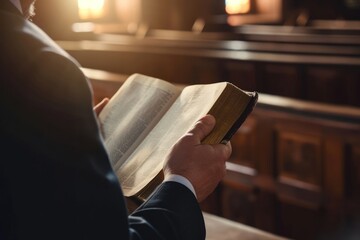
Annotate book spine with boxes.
[221,93,258,144]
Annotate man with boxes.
[0,0,231,239]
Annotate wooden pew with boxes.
[231,24,360,45]
[84,23,360,46]
[95,32,360,56]
[83,68,360,240]
[60,36,360,107]
[214,93,360,239]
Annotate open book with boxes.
[99,74,258,201]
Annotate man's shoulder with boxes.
[0,10,72,61]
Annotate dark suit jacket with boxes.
[0,2,205,239]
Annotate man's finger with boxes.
[187,115,216,143]
[94,98,109,116]
[214,141,232,162]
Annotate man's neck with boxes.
[9,0,23,13]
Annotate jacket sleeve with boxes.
[129,181,205,240]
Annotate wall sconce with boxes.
[225,0,251,15]
[77,0,106,20]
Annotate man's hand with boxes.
[94,98,109,116]
[163,115,232,202]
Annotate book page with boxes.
[119,82,227,196]
[98,74,181,170]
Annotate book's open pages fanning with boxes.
[99,74,258,199]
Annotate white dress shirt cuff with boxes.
[163,174,197,199]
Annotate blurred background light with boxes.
[225,0,251,15]
[78,0,105,19]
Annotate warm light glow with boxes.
[225,0,251,14]
[78,0,105,19]
[116,0,141,23]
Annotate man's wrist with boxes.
[163,174,197,199]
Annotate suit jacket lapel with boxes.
[0,1,23,16]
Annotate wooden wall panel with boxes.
[252,190,277,233]
[191,59,224,84]
[277,202,323,239]
[221,184,256,225]
[262,64,303,98]
[346,143,360,199]
[228,118,257,168]
[304,66,360,106]
[276,130,322,187]
[324,137,345,198]
[346,70,360,107]
[224,61,258,91]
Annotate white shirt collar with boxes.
[9,0,23,13]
